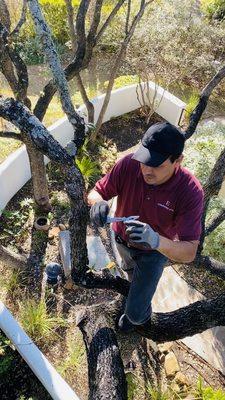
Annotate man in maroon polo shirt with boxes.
[88,122,204,332]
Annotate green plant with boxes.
[126,372,139,400]
[201,0,225,20]
[76,156,101,186]
[57,335,85,377]
[19,299,66,343]
[184,93,200,123]
[194,376,225,399]
[103,75,139,90]
[0,270,22,297]
[147,384,169,400]
[51,191,70,211]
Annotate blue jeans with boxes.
[116,242,167,325]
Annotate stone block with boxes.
[164,352,180,377]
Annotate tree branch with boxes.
[0,97,73,165]
[10,0,27,37]
[0,131,22,140]
[75,72,94,122]
[137,292,225,343]
[28,0,86,150]
[185,64,225,140]
[205,208,225,236]
[65,0,77,53]
[95,0,126,43]
[33,0,90,122]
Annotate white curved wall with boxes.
[0,83,186,212]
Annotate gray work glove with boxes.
[90,200,109,227]
[125,220,160,250]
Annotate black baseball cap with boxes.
[132,122,185,167]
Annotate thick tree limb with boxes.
[205,208,225,236]
[137,292,225,343]
[72,269,130,296]
[0,97,73,165]
[0,244,27,270]
[28,0,85,150]
[185,64,225,140]
[77,305,127,400]
[196,255,225,280]
[0,131,22,140]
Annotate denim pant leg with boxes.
[116,243,167,325]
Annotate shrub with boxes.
[17,0,79,63]
[19,299,66,343]
[201,0,225,20]
[183,122,225,261]
[103,75,139,90]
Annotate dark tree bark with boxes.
[77,305,127,400]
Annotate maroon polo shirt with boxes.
[94,154,204,242]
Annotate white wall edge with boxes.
[0,82,186,213]
[0,301,80,400]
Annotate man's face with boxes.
[140,155,183,185]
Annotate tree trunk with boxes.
[77,305,127,400]
[22,135,51,211]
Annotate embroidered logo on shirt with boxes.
[157,203,174,212]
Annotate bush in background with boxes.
[201,0,225,20]
[183,122,225,261]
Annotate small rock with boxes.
[175,372,190,386]
[170,382,180,393]
[48,227,60,239]
[158,342,173,353]
[183,395,195,400]
[59,223,66,231]
[164,352,180,377]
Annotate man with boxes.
[88,122,204,332]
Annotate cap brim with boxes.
[132,144,169,167]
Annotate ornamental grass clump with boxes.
[19,299,66,343]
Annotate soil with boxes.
[1,109,225,399]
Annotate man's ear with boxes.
[176,154,184,165]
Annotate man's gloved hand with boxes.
[90,200,109,227]
[125,220,160,250]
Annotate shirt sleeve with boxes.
[174,188,204,242]
[94,156,127,201]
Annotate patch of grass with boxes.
[194,377,225,399]
[19,298,66,343]
[126,372,139,400]
[57,332,85,377]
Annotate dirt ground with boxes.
[1,109,225,399]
